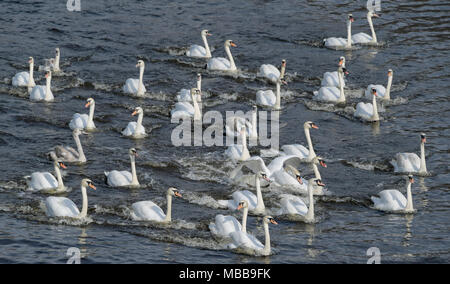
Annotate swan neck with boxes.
[305,126,316,160]
[79,186,88,218]
[138,66,145,95]
[240,131,248,160]
[263,221,271,255]
[385,75,393,101]
[275,81,281,109]
[54,162,64,191]
[251,110,258,139]
[225,44,236,71]
[73,133,86,162]
[164,194,172,222]
[368,14,377,43]
[347,20,352,47]
[306,183,314,221]
[312,163,321,180]
[88,102,95,125]
[405,182,414,211]
[280,64,286,79]
[338,70,345,102]
[137,111,144,128]
[372,94,379,121]
[420,142,427,173]
[191,92,201,121]
[255,175,265,212]
[196,78,202,93]
[29,62,35,86]
[45,76,52,100]
[130,155,139,185]
[242,207,248,233]
[202,34,211,57]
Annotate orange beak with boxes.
[318,181,326,187]
[312,124,318,129]
[89,184,97,190]
[230,42,237,47]
[237,204,243,210]
[320,160,327,168]
[410,178,415,184]
[297,177,303,185]
[339,59,343,66]
[132,110,138,116]
[85,102,91,108]
[270,219,278,225]
[59,162,67,169]
[421,137,426,143]
[174,191,182,198]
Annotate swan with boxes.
[53,128,87,164]
[321,56,346,87]
[228,216,277,256]
[391,133,428,174]
[69,98,96,131]
[123,60,147,96]
[122,107,147,138]
[131,187,182,222]
[29,71,54,102]
[277,179,325,222]
[176,73,202,102]
[352,11,380,45]
[28,152,67,192]
[207,40,237,72]
[219,171,270,215]
[314,67,348,103]
[365,69,393,101]
[209,200,249,238]
[354,88,380,122]
[45,179,96,218]
[105,148,140,187]
[371,175,415,213]
[324,14,355,49]
[186,29,212,58]
[270,163,307,191]
[225,126,251,162]
[50,48,61,72]
[12,57,36,92]
[280,121,319,162]
[225,106,258,140]
[256,77,287,110]
[259,59,286,84]
[171,88,202,121]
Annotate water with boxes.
[0,0,449,263]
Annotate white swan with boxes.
[177,73,202,102]
[45,179,96,218]
[123,60,147,96]
[50,48,61,72]
[280,121,319,162]
[277,179,325,222]
[105,148,140,187]
[225,126,251,162]
[207,40,237,72]
[321,56,346,87]
[209,200,249,238]
[270,162,307,191]
[29,152,67,192]
[69,98,96,131]
[29,71,53,102]
[391,133,428,174]
[365,69,393,101]
[225,106,258,140]
[371,175,415,213]
[314,67,347,103]
[131,187,182,222]
[171,88,202,121]
[219,171,270,215]
[122,107,147,138]
[12,57,36,92]
[352,11,380,45]
[53,128,87,164]
[259,59,286,84]
[324,14,355,49]
[228,216,277,256]
[186,29,212,58]
[256,77,287,110]
[354,87,380,122]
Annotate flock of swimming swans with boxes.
[9,8,431,257]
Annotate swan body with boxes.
[228,216,277,256]
[259,59,286,84]
[352,11,379,44]
[45,179,96,218]
[171,88,202,121]
[50,48,61,72]
[256,78,286,110]
[12,57,36,91]
[324,14,355,49]
[131,188,181,222]
[207,40,237,72]
[314,67,347,103]
[122,107,146,138]
[69,98,96,131]
[123,60,146,96]
[177,73,202,102]
[391,134,428,174]
[371,176,415,213]
[30,71,53,102]
[210,200,249,238]
[186,30,212,58]
[225,126,250,162]
[354,88,380,121]
[29,152,66,192]
[280,121,318,162]
[53,129,87,163]
[105,148,140,187]
[365,69,393,101]
[321,57,346,87]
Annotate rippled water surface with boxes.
[0,0,449,263]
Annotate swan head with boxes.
[312,179,325,187]
[47,152,67,169]
[420,133,426,143]
[388,69,393,77]
[258,171,271,183]
[313,156,327,168]
[368,11,380,18]
[263,216,278,225]
[201,29,212,37]
[55,48,60,55]
[408,175,415,184]
[339,56,345,66]
[284,165,303,185]
[132,107,143,116]
[81,178,96,190]
[371,88,378,97]
[129,148,138,157]
[85,98,95,108]
[304,121,318,130]
[190,87,201,99]
[28,57,34,64]
[225,40,237,48]
[45,71,52,79]
[277,77,288,85]
[348,14,355,22]
[339,66,349,75]
[197,73,202,81]
[237,200,249,210]
[281,59,286,67]
[167,187,182,198]
[72,128,86,136]
[136,60,145,68]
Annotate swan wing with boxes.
[281,145,309,159]
[69,113,89,130]
[365,84,386,100]
[122,121,137,136]
[207,57,231,71]
[321,71,345,87]
[324,37,348,48]
[123,78,139,94]
[256,90,276,107]
[232,190,258,209]
[313,86,340,102]
[54,146,79,162]
[30,172,58,191]
[230,156,269,180]
[280,195,308,215]
[186,45,207,58]
[176,88,192,102]
[12,72,30,87]
[229,231,264,250]
[354,102,374,120]
[352,33,373,44]
[372,190,406,211]
[171,102,194,120]
[393,153,420,173]
[105,170,132,187]
[45,196,80,217]
[259,64,280,83]
[210,214,242,237]
[131,201,165,221]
